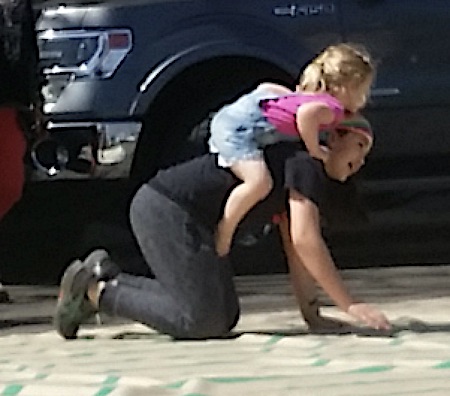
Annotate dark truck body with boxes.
[29,0,450,271]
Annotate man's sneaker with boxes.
[54,259,97,340]
[82,249,121,282]
[54,250,120,339]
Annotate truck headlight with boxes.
[38,28,132,79]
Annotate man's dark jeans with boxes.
[99,185,240,339]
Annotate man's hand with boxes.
[347,303,391,330]
[301,299,347,332]
[306,314,349,333]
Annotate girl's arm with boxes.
[286,189,391,330]
[295,102,334,161]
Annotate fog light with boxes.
[31,137,69,176]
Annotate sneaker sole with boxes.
[61,259,95,299]
[54,260,95,340]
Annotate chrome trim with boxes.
[46,121,97,129]
[273,4,335,17]
[370,88,400,97]
[47,121,142,146]
[138,43,212,94]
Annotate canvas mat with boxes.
[1,265,450,395]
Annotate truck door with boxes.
[340,0,450,179]
[264,1,343,70]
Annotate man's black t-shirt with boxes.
[148,142,330,232]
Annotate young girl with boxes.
[209,43,375,256]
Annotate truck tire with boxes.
[131,57,293,184]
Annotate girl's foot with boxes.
[215,222,233,257]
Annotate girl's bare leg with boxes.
[216,159,273,257]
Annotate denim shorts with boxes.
[208,86,282,167]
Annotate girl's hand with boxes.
[311,145,330,163]
[347,303,391,330]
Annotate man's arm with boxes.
[278,216,320,322]
[287,189,354,311]
[279,213,350,331]
[286,189,390,330]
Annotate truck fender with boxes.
[128,39,300,117]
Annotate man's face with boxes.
[324,132,371,182]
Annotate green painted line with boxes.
[102,376,120,386]
[1,384,23,396]
[93,387,115,396]
[208,376,282,383]
[166,376,283,389]
[70,352,95,357]
[389,338,403,346]
[165,380,187,389]
[312,358,329,367]
[262,334,284,352]
[351,365,394,373]
[182,394,207,396]
[433,360,450,369]
[265,334,283,346]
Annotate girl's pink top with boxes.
[260,92,344,137]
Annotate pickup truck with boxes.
[31,0,450,272]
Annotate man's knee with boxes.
[175,308,240,340]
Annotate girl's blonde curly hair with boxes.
[299,43,375,93]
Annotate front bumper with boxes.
[31,120,142,179]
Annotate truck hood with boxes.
[36,4,89,31]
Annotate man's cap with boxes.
[336,114,374,147]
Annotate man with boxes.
[54,117,390,340]
[0,0,41,302]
